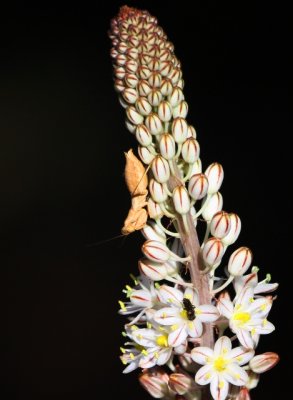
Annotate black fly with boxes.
[182,298,196,321]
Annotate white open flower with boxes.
[154,286,219,347]
[217,287,275,349]
[191,336,254,400]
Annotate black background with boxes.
[0,1,291,399]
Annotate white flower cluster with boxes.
[109,6,279,400]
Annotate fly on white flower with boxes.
[154,285,219,347]
[191,336,254,400]
[217,286,275,349]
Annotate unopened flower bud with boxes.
[181,138,200,163]
[147,198,164,219]
[149,71,162,87]
[126,106,144,125]
[152,156,170,183]
[190,159,202,175]
[145,113,163,135]
[138,146,155,164]
[235,388,250,400]
[173,101,188,119]
[138,65,151,80]
[168,87,184,107]
[173,186,191,214]
[142,221,166,243]
[117,41,128,53]
[136,97,152,116]
[139,369,169,398]
[138,80,152,96]
[142,240,170,263]
[202,192,223,221]
[172,117,188,143]
[135,125,152,146]
[125,120,136,134]
[122,87,138,104]
[168,67,181,84]
[228,247,252,276]
[160,60,173,76]
[139,258,167,280]
[221,213,241,245]
[124,73,138,87]
[126,47,139,60]
[149,179,168,203]
[202,237,225,267]
[114,79,125,92]
[158,101,173,122]
[125,59,138,73]
[148,89,163,106]
[188,173,209,200]
[210,211,231,239]
[205,162,224,194]
[249,352,279,374]
[169,372,195,395]
[160,78,173,96]
[116,53,127,66]
[114,66,126,79]
[159,134,176,160]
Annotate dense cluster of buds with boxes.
[109,6,279,400]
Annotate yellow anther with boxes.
[214,356,227,372]
[195,308,202,315]
[156,335,168,347]
[155,282,160,289]
[263,318,268,326]
[180,309,188,319]
[120,347,126,354]
[260,304,267,311]
[159,326,166,332]
[147,322,152,329]
[121,331,127,337]
[168,298,173,303]
[131,325,138,330]
[249,297,254,303]
[233,311,251,325]
[205,373,211,380]
[130,353,135,360]
[154,352,159,359]
[119,301,126,311]
[171,324,178,331]
[219,380,225,389]
[184,294,192,300]
[141,349,148,356]
[130,274,138,285]
[251,328,256,335]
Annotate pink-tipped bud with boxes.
[139,258,167,281]
[169,372,195,395]
[205,162,224,194]
[126,106,144,125]
[135,97,152,116]
[172,117,188,143]
[173,101,188,118]
[188,174,209,201]
[135,125,152,146]
[181,138,200,163]
[172,186,191,214]
[138,146,155,164]
[158,132,176,160]
[210,211,231,239]
[228,247,253,276]
[158,101,173,122]
[249,352,279,374]
[139,369,169,399]
[145,113,163,135]
[202,192,223,221]
[221,213,241,245]
[152,156,171,183]
[202,237,225,267]
[149,179,168,203]
[168,87,184,107]
[142,240,170,263]
[141,221,166,243]
[147,198,164,219]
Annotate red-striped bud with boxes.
[126,106,144,125]
[202,192,223,221]
[149,179,168,203]
[168,87,184,107]
[152,156,170,183]
[147,89,163,106]
[160,78,173,96]
[145,113,163,135]
[181,138,200,163]
[147,198,164,219]
[221,213,241,245]
[135,125,152,146]
[205,162,224,194]
[139,258,167,280]
[172,186,191,214]
[142,240,170,263]
[188,173,209,200]
[228,247,252,276]
[172,117,188,143]
[122,87,138,104]
[159,134,176,160]
[210,211,231,239]
[135,97,152,116]
[158,100,173,122]
[173,101,188,118]
[202,237,225,267]
[138,146,155,164]
[249,352,279,374]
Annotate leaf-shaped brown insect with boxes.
[121,149,148,235]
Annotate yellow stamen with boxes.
[156,334,168,347]
[171,324,178,331]
[119,301,126,311]
[130,353,135,360]
[180,309,188,319]
[219,380,225,389]
[120,347,126,354]
[141,349,148,356]
[213,356,227,372]
[233,311,251,325]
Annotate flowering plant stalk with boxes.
[109,6,279,400]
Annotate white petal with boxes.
[217,298,233,319]
[195,364,214,385]
[197,304,219,322]
[235,328,254,349]
[255,320,275,335]
[154,307,181,325]
[157,348,172,365]
[214,336,232,357]
[184,287,199,306]
[210,375,229,400]
[235,287,254,308]
[247,297,272,317]
[174,340,187,355]
[187,318,203,337]
[223,363,248,386]
[122,360,139,373]
[139,353,157,369]
[132,328,156,347]
[168,325,188,347]
[159,284,183,306]
[191,346,214,365]
[234,273,258,293]
[130,289,152,307]
[254,282,278,294]
[229,347,255,365]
